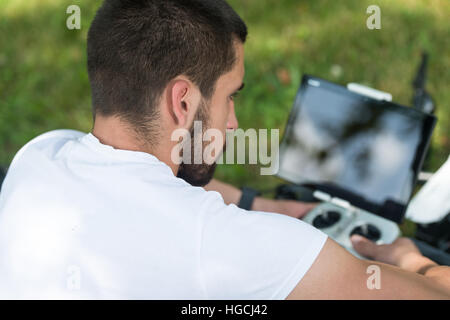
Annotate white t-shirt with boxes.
[0,130,327,299]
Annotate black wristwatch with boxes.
[238,187,261,210]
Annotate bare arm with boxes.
[287,238,450,299]
[351,235,450,289]
[204,179,316,218]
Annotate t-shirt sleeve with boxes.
[200,193,328,300]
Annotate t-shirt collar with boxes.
[79,132,175,176]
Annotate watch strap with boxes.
[238,187,261,210]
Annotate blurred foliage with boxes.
[0,0,449,234]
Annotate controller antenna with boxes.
[412,51,436,114]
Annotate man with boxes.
[0,0,449,299]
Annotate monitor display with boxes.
[278,75,436,222]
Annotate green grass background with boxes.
[1,0,449,234]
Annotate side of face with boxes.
[160,41,245,186]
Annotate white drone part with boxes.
[313,190,331,202]
[330,197,351,210]
[347,83,392,101]
[406,155,450,224]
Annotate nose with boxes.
[227,104,239,130]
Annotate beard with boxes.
[176,99,218,187]
[177,160,217,187]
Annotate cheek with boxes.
[209,101,230,143]
[214,106,228,141]
[210,100,229,127]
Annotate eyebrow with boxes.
[232,83,245,94]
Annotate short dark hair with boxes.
[87,0,247,140]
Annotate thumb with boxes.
[350,234,378,259]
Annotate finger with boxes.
[350,234,378,259]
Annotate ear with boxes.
[166,77,200,128]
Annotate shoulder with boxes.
[21,129,85,148]
[9,129,86,167]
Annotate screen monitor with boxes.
[278,75,436,223]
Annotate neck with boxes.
[91,114,179,175]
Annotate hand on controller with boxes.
[350,235,439,274]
